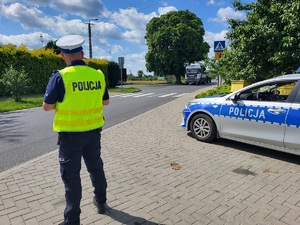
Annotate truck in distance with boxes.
[185,63,211,85]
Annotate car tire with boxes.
[190,114,217,142]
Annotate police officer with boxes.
[43,35,109,225]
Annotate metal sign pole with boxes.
[120,67,123,90]
[118,57,124,91]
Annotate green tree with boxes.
[137,70,144,79]
[45,40,61,54]
[0,65,29,102]
[203,56,227,82]
[145,10,209,84]
[127,72,135,80]
[224,0,300,83]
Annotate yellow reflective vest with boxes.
[53,66,106,132]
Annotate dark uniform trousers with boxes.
[58,128,107,225]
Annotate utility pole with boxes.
[85,18,98,59]
[40,33,44,48]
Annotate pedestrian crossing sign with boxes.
[214,41,225,52]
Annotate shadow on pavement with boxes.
[106,207,165,225]
[187,132,300,165]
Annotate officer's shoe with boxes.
[93,196,106,214]
[58,222,82,225]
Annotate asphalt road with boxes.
[1,82,300,225]
[0,83,214,172]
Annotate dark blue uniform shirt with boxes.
[44,60,109,104]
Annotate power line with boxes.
[139,2,160,12]
[120,0,160,12]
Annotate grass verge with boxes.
[108,87,140,93]
[0,96,44,113]
[0,87,141,113]
[125,80,167,85]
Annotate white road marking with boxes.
[133,93,155,97]
[111,92,187,98]
[173,93,188,97]
[158,93,177,97]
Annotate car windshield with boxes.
[232,80,298,102]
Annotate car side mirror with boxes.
[230,94,239,103]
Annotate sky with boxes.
[0,0,255,75]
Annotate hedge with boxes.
[0,44,118,97]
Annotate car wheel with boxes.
[190,114,217,142]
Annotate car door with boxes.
[284,103,300,151]
[219,99,289,148]
[219,80,296,149]
[284,84,300,151]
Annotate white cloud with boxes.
[109,7,154,44]
[48,17,86,37]
[23,0,109,18]
[126,51,151,75]
[207,0,216,5]
[91,45,107,56]
[0,1,232,75]
[157,6,177,16]
[0,32,52,49]
[96,38,109,46]
[0,3,55,29]
[207,0,226,6]
[108,7,159,45]
[1,0,109,19]
[204,30,228,58]
[51,0,109,19]
[110,8,148,31]
[110,45,124,55]
[161,1,168,7]
[105,5,178,74]
[107,5,178,46]
[1,2,175,43]
[21,0,48,7]
[93,22,121,40]
[209,6,244,23]
[122,30,146,45]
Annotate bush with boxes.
[0,65,29,102]
[0,44,111,96]
[0,45,65,96]
[165,75,176,83]
[85,58,109,86]
[195,84,231,99]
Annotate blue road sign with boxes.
[214,41,225,52]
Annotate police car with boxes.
[181,74,300,156]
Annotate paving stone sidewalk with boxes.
[1,86,300,225]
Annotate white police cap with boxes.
[56,35,85,53]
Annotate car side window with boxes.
[237,81,296,102]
